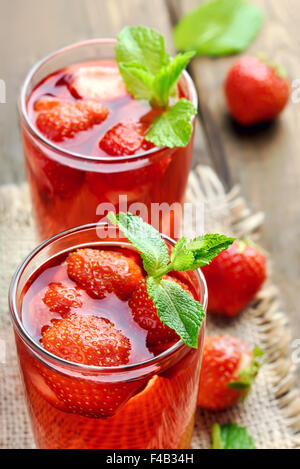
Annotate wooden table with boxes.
[1,0,299,378]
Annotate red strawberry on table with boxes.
[129,276,190,347]
[202,240,266,317]
[39,314,142,418]
[69,65,128,101]
[66,248,143,301]
[197,335,263,411]
[99,121,154,156]
[35,96,109,142]
[42,282,83,317]
[224,56,290,125]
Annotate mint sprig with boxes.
[212,422,256,449]
[107,212,235,348]
[115,26,196,148]
[174,0,263,57]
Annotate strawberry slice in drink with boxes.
[35,96,109,142]
[42,282,83,317]
[69,65,128,101]
[22,131,85,199]
[31,97,109,198]
[99,121,154,156]
[96,118,171,190]
[38,314,144,418]
[129,276,192,348]
[66,248,143,301]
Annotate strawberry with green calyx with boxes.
[107,211,235,348]
[202,239,267,317]
[69,65,127,101]
[198,335,264,410]
[225,55,290,125]
[212,422,256,449]
[114,26,197,148]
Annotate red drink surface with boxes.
[21,60,195,240]
[16,245,204,449]
[27,61,153,158]
[22,247,154,363]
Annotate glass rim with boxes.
[9,222,208,374]
[19,38,198,163]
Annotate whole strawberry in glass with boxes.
[202,240,266,317]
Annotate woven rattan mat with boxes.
[1,165,300,449]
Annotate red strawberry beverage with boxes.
[20,33,197,241]
[9,219,213,449]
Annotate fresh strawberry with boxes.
[99,121,154,156]
[42,282,82,317]
[39,314,142,417]
[198,335,263,410]
[41,314,131,366]
[35,97,109,142]
[129,276,191,346]
[98,119,172,189]
[202,240,266,317]
[69,65,127,101]
[224,56,290,125]
[66,248,143,301]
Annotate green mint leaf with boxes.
[107,212,169,277]
[145,99,196,148]
[108,212,236,347]
[170,237,194,272]
[212,423,256,449]
[211,423,223,449]
[146,277,205,348]
[116,26,169,75]
[227,381,250,390]
[170,234,235,271]
[152,51,195,107]
[118,63,154,101]
[173,0,263,57]
[186,234,235,268]
[116,26,196,148]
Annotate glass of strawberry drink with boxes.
[9,214,214,449]
[19,28,197,241]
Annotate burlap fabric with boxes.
[1,166,300,449]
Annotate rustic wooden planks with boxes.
[169,0,300,363]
